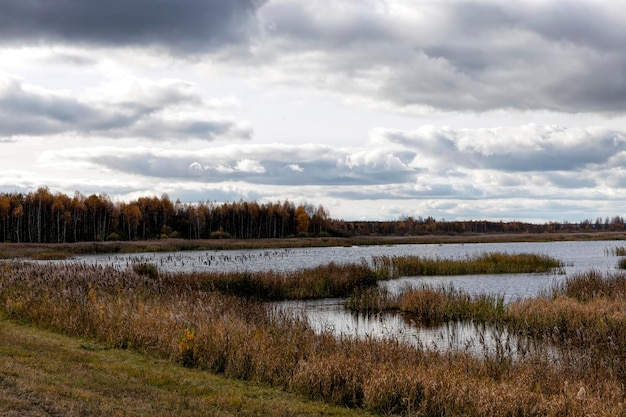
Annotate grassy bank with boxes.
[1,261,624,416]
[0,315,373,417]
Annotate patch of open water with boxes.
[66,239,625,354]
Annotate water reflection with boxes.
[276,298,535,357]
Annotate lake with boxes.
[68,239,625,353]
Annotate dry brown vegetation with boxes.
[349,270,626,413]
[371,252,562,278]
[347,285,507,324]
[162,262,378,300]
[1,260,625,416]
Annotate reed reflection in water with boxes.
[274,298,540,358]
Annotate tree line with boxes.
[0,187,623,243]
[0,187,329,243]
[330,215,626,236]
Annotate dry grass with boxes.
[1,261,625,416]
[347,284,506,324]
[551,269,626,301]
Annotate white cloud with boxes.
[235,159,266,173]
[288,164,304,172]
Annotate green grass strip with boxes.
[0,315,374,417]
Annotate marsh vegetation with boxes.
[1,248,624,416]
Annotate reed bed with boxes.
[154,261,378,301]
[399,285,506,323]
[507,271,626,384]
[347,284,506,324]
[372,252,562,279]
[0,261,624,416]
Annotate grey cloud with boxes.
[47,144,419,186]
[262,1,394,50]
[0,78,98,135]
[43,53,97,66]
[0,76,250,141]
[543,172,597,189]
[112,117,252,141]
[380,126,626,173]
[480,131,626,172]
[4,1,625,113]
[327,183,458,201]
[0,0,265,53]
[256,1,626,113]
[49,124,626,193]
[188,152,418,186]
[509,2,626,52]
[383,128,457,156]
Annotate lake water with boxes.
[69,239,625,353]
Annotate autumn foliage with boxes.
[0,187,330,243]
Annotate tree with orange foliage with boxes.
[0,195,10,242]
[295,205,310,235]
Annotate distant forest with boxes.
[0,187,624,243]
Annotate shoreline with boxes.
[2,231,626,259]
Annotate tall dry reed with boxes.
[507,271,626,387]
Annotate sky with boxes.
[1,0,626,222]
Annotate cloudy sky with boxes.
[2,0,626,222]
